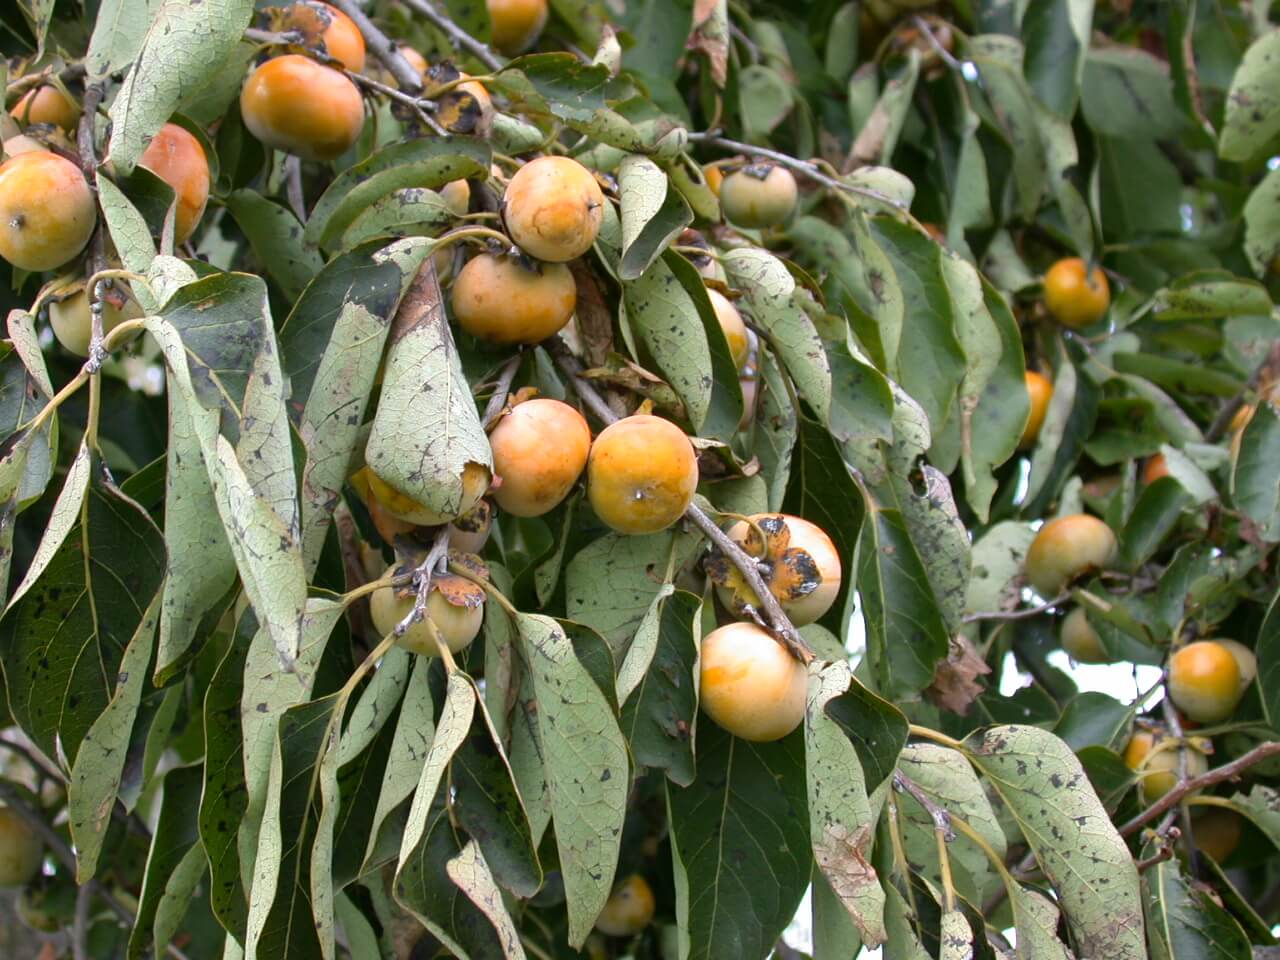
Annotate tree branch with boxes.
[393,527,452,638]
[893,770,955,840]
[398,0,505,72]
[687,132,910,213]
[961,592,1069,624]
[480,353,523,427]
[1162,697,1201,876]
[327,0,425,92]
[1119,741,1280,837]
[547,337,815,663]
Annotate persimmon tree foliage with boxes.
[1,0,1280,958]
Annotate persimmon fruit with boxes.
[718,163,798,229]
[594,874,655,937]
[1060,607,1107,664]
[708,288,749,370]
[277,1,366,71]
[0,150,96,272]
[1024,514,1116,597]
[1020,370,1052,448]
[1123,730,1208,802]
[713,514,842,626]
[486,0,548,55]
[10,85,80,131]
[451,252,576,344]
[139,122,210,244]
[0,806,43,887]
[502,156,604,262]
[1043,256,1110,329]
[48,282,143,357]
[370,566,485,656]
[1168,641,1244,724]
[240,55,364,162]
[587,414,698,535]
[488,398,591,517]
[699,622,806,742]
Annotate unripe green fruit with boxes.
[719,164,798,229]
[1024,514,1116,597]
[1060,607,1108,664]
[0,806,43,887]
[369,568,484,656]
[48,283,143,357]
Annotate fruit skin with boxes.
[716,514,842,626]
[489,399,591,517]
[503,156,605,262]
[240,55,364,162]
[594,874,656,937]
[1168,641,1243,724]
[708,289,749,370]
[486,0,548,55]
[0,150,96,272]
[703,163,725,197]
[1024,514,1117,597]
[1123,730,1208,802]
[1192,807,1242,863]
[369,569,484,656]
[440,179,471,217]
[1142,453,1170,485]
[719,164,798,229]
[139,123,211,244]
[1020,370,1052,449]
[448,498,494,554]
[3,134,47,157]
[1043,256,1110,329]
[398,46,429,77]
[10,85,80,131]
[49,284,144,357]
[0,806,43,887]
[278,1,366,71]
[587,415,698,535]
[366,486,417,543]
[1215,638,1257,694]
[359,463,490,526]
[451,253,576,344]
[1060,607,1108,664]
[699,622,807,742]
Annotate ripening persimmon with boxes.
[1060,607,1108,664]
[1215,638,1257,693]
[427,64,494,137]
[1024,514,1117,597]
[369,565,485,656]
[489,398,591,517]
[275,1,366,71]
[451,252,576,344]
[2,134,46,158]
[365,485,417,544]
[1020,370,1052,449]
[503,156,605,262]
[594,874,656,937]
[9,85,80,131]
[1192,807,1243,863]
[699,622,806,741]
[1043,256,1110,329]
[1123,730,1208,802]
[440,179,471,217]
[240,55,364,162]
[0,806,43,887]
[48,282,144,357]
[139,123,210,244]
[712,514,842,626]
[718,163,798,229]
[486,0,548,55]
[356,463,491,526]
[0,150,96,272]
[448,498,494,554]
[1142,453,1170,485]
[703,162,726,197]
[587,414,698,535]
[707,288,749,370]
[1168,641,1244,724]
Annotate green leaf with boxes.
[965,725,1146,960]
[754,348,799,510]
[224,191,324,301]
[969,39,1047,220]
[0,312,55,515]
[1025,350,1101,516]
[668,721,810,960]
[1144,853,1252,960]
[340,188,457,249]
[127,763,205,959]
[898,743,1007,907]
[1151,277,1273,321]
[806,661,887,946]
[858,499,951,700]
[364,258,493,527]
[1219,28,1280,163]
[304,138,491,249]
[87,0,162,78]
[1022,0,1093,117]
[966,521,1036,616]
[1052,691,1132,752]
[618,155,693,280]
[622,257,714,432]
[493,54,646,151]
[68,591,162,880]
[96,169,160,285]
[565,528,699,654]
[1243,167,1280,277]
[0,450,165,767]
[1260,594,1280,733]
[108,0,254,172]
[518,613,629,947]
[619,589,700,786]
[1081,46,1185,140]
[739,64,795,139]
[823,674,908,793]
[1117,477,1193,568]
[1231,400,1280,541]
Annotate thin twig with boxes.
[893,771,955,840]
[73,883,92,960]
[394,527,452,638]
[76,82,109,373]
[1134,845,1175,873]
[481,353,523,427]
[283,155,307,222]
[5,62,87,98]
[1205,341,1280,442]
[328,0,424,91]
[398,0,505,71]
[687,132,910,213]
[1119,741,1280,837]
[910,15,963,73]
[547,338,814,663]
[343,68,446,134]
[962,592,1070,624]
[1159,697,1202,877]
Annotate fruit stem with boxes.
[480,352,523,427]
[449,561,519,617]
[327,0,425,93]
[341,68,448,136]
[961,591,1069,623]
[435,224,512,251]
[546,337,816,663]
[398,0,505,72]
[906,723,963,750]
